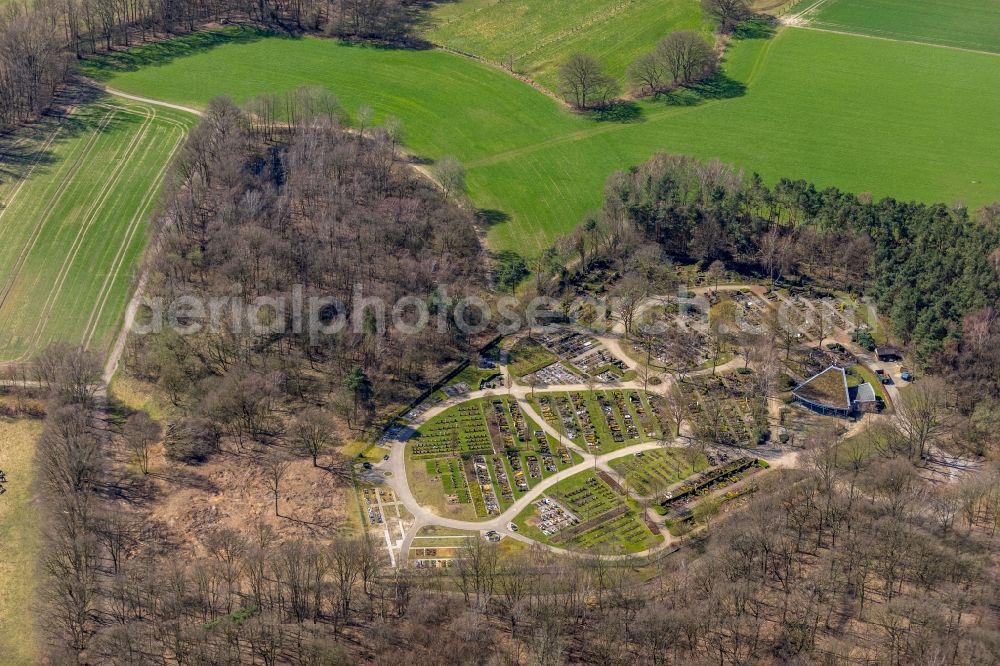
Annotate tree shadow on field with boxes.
[592,101,644,124]
[79,26,271,81]
[733,17,778,41]
[411,0,463,34]
[658,72,747,108]
[0,81,110,194]
[335,35,435,51]
[691,73,747,100]
[475,209,511,227]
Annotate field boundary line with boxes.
[18,105,157,361]
[96,94,200,382]
[82,121,186,352]
[514,0,640,61]
[97,84,204,117]
[0,109,117,316]
[789,24,1000,58]
[78,99,192,349]
[98,99,193,133]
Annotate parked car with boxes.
[900,367,912,382]
[509,523,518,532]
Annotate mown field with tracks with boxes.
[791,0,1000,52]
[0,99,192,362]
[425,0,709,90]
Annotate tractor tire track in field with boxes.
[0,113,68,221]
[81,121,186,352]
[466,89,733,170]
[18,104,157,361]
[515,0,640,61]
[0,108,116,318]
[783,0,833,25]
[791,24,1000,57]
[78,99,195,356]
[78,101,191,353]
[90,88,201,382]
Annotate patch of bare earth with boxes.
[120,444,357,559]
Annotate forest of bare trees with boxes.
[0,0,423,133]
[30,339,1000,664]
[0,10,70,129]
[125,93,483,440]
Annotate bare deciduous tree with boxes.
[656,31,716,86]
[627,51,667,97]
[613,274,648,338]
[289,408,338,467]
[263,454,292,517]
[434,154,467,199]
[124,411,161,475]
[897,376,949,461]
[702,0,751,32]
[558,53,620,109]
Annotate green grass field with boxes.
[532,390,667,453]
[424,0,709,91]
[0,99,193,362]
[793,0,1000,52]
[407,396,577,518]
[609,447,708,496]
[0,418,43,664]
[513,469,662,553]
[83,27,1000,255]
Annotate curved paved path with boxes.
[382,285,816,566]
[383,389,683,562]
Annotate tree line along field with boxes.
[424,0,710,92]
[792,0,1000,53]
[0,99,193,362]
[82,26,1000,256]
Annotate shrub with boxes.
[852,328,876,351]
[165,417,221,463]
[494,251,529,293]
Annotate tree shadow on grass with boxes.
[733,17,778,41]
[592,101,644,124]
[0,82,114,192]
[657,72,747,108]
[409,155,435,166]
[79,26,272,81]
[335,35,436,51]
[690,73,747,100]
[475,209,511,227]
